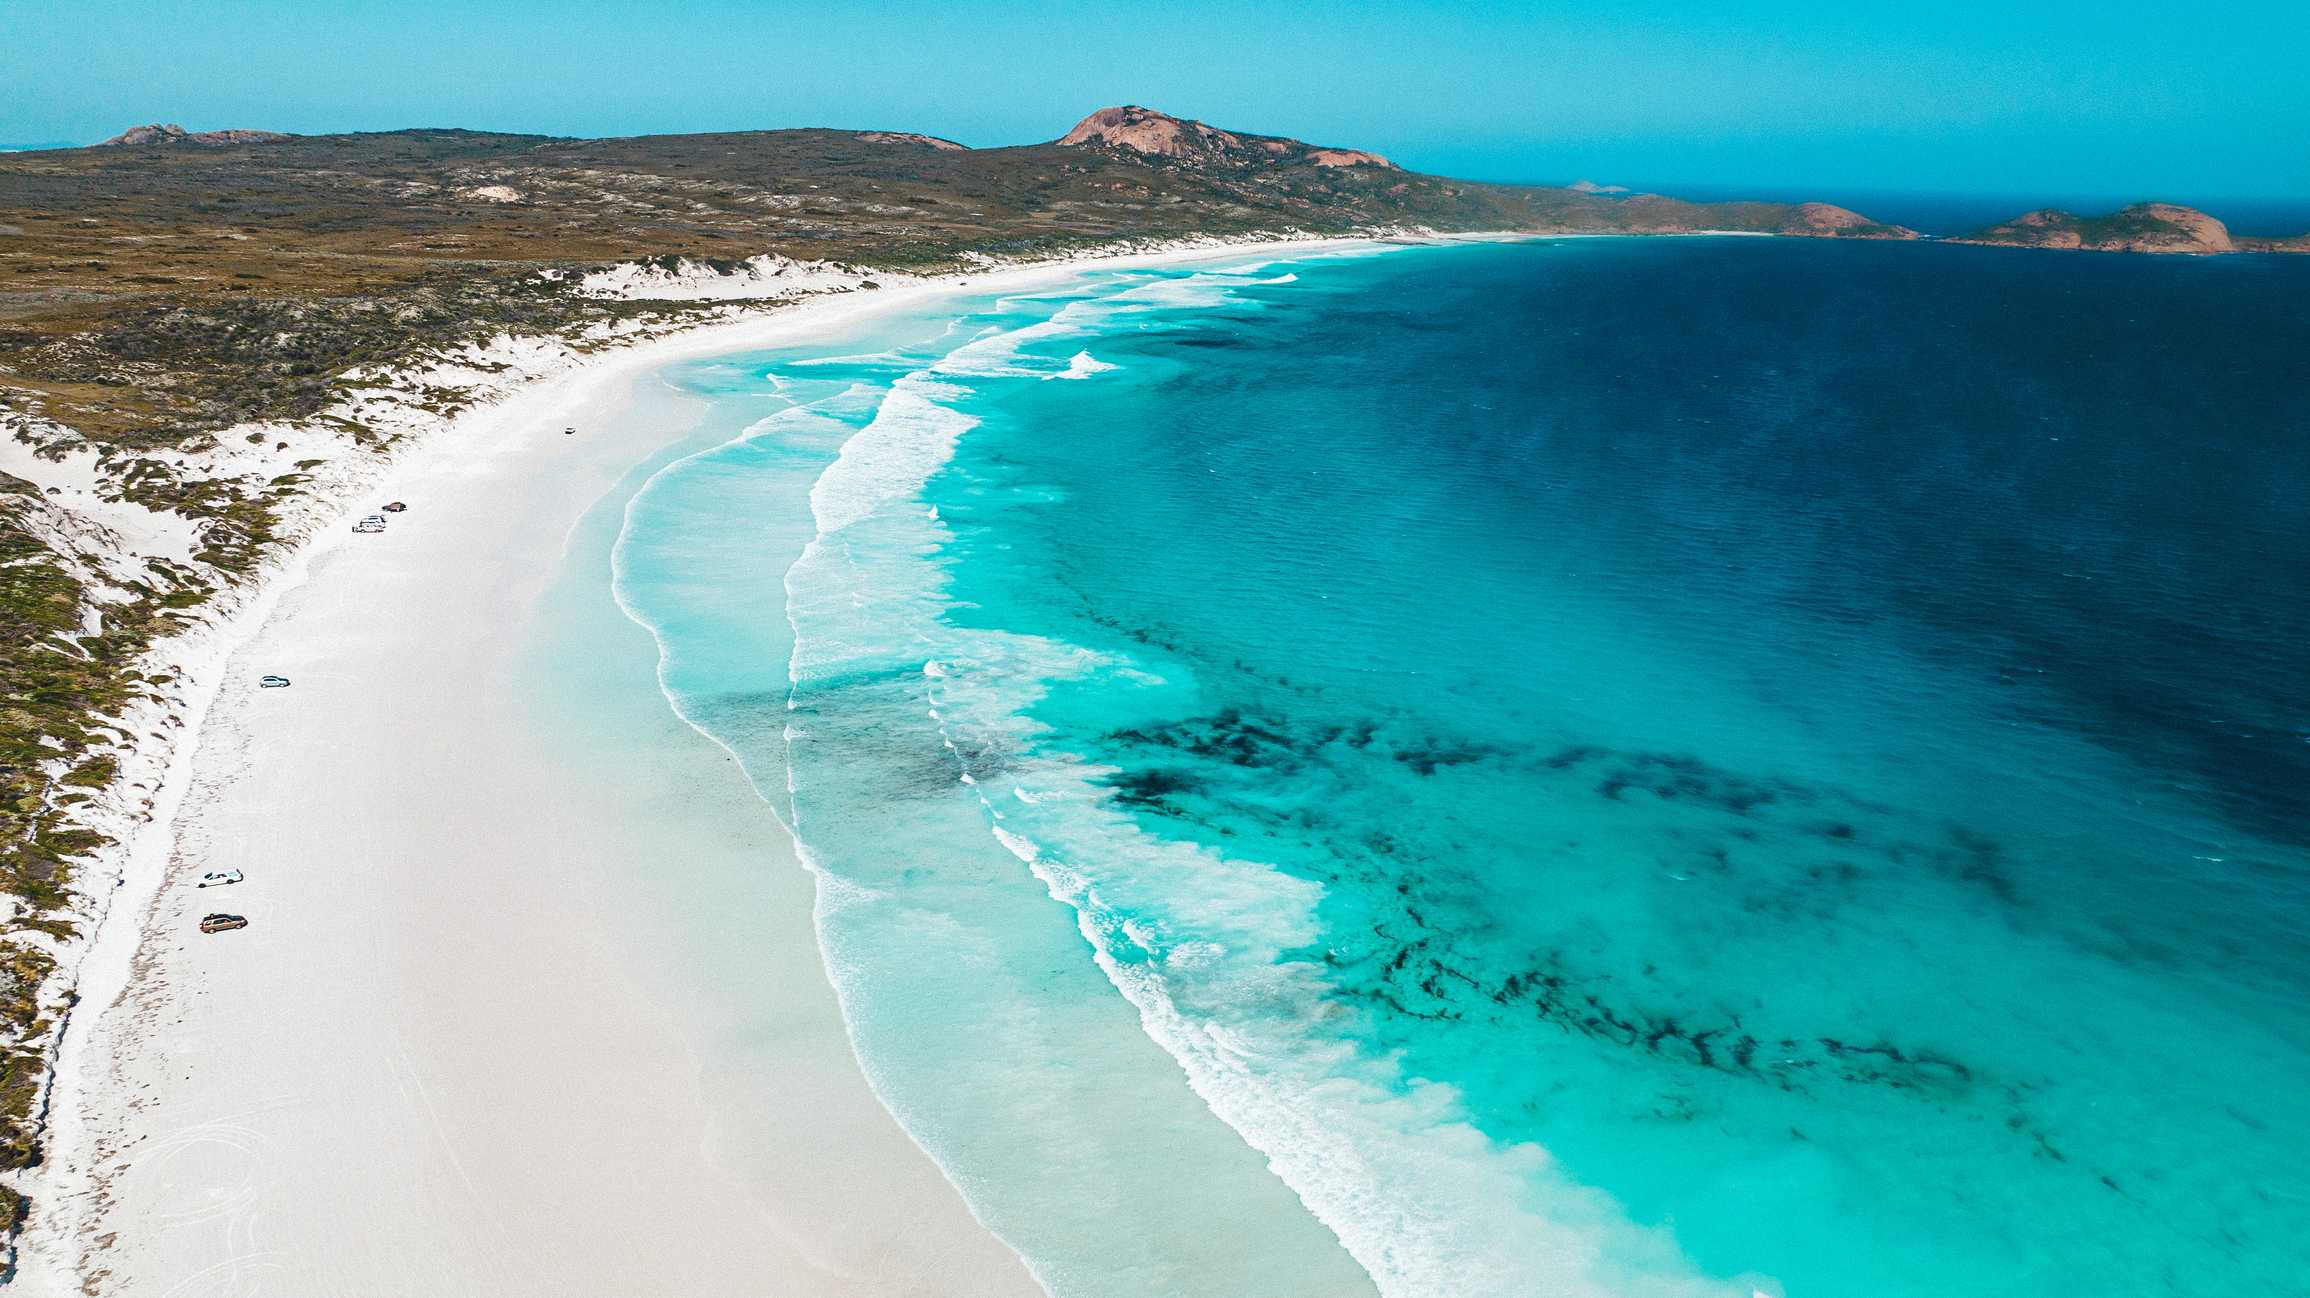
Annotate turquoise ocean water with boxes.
[611,240,2310,1297]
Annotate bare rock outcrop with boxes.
[2234,233,2310,254]
[1777,201,1921,241]
[93,123,293,147]
[1056,106,1398,170]
[853,131,968,151]
[1307,148,1395,169]
[1951,202,2234,254]
[1059,106,1244,159]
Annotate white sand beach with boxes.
[10,291,1046,1297]
[7,241,1385,1297]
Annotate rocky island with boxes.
[1950,201,2310,254]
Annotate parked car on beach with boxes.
[198,870,243,888]
[382,501,406,512]
[353,517,386,533]
[199,914,248,934]
[260,675,290,688]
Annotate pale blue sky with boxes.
[5,0,2305,195]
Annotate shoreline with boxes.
[8,234,1396,1293]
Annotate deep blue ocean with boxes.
[614,238,2310,1297]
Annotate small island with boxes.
[1950,201,2310,255]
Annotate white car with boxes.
[259,675,290,688]
[353,518,386,533]
[198,869,243,888]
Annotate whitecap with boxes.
[1048,350,1121,380]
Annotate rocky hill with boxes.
[1951,202,2310,255]
[93,123,295,148]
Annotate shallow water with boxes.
[615,240,2310,1297]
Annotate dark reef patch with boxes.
[1074,701,2040,1117]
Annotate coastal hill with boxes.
[0,104,1921,453]
[1951,202,2310,254]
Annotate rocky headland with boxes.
[1951,201,2310,254]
